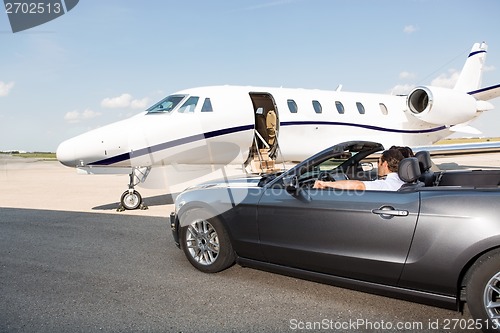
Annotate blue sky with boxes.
[1,0,500,152]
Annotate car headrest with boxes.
[415,150,432,172]
[398,157,421,183]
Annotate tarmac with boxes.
[1,152,499,218]
[0,155,173,217]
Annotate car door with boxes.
[256,187,419,285]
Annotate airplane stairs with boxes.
[248,148,280,174]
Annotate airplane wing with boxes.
[469,83,500,101]
[414,140,500,155]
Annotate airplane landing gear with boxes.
[120,189,144,210]
[117,167,151,211]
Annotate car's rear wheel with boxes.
[467,250,500,333]
[179,210,235,273]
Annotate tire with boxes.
[467,249,500,333]
[179,210,235,273]
[120,190,142,210]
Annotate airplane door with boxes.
[249,93,279,158]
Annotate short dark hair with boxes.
[381,149,404,172]
[389,145,414,158]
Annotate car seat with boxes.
[415,151,435,186]
[398,157,424,191]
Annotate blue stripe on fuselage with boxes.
[280,121,447,134]
[469,50,487,58]
[89,124,255,165]
[88,122,447,166]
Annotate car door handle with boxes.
[372,207,409,217]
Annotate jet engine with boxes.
[406,86,477,125]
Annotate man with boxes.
[313,148,405,191]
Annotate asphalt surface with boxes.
[1,207,481,333]
[1,155,494,332]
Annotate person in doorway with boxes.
[266,110,277,146]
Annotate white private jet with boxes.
[57,42,500,210]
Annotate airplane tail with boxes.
[453,42,487,92]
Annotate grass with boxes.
[434,137,500,145]
[0,152,57,159]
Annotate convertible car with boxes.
[170,141,500,332]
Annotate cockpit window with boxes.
[178,96,199,113]
[147,95,185,113]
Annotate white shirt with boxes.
[362,172,404,191]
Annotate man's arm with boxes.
[314,179,366,190]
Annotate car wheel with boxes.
[467,249,500,333]
[180,210,235,273]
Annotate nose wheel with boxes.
[119,189,144,210]
[116,167,150,211]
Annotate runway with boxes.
[2,155,497,332]
[0,156,172,217]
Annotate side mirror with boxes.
[361,162,374,171]
[282,175,311,203]
[283,175,298,191]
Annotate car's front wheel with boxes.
[467,249,500,333]
[179,210,235,273]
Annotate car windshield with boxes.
[147,95,186,113]
[297,152,355,181]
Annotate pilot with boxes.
[266,110,277,145]
[313,148,405,191]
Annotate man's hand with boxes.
[314,180,326,189]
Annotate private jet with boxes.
[57,42,500,210]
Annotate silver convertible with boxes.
[170,141,500,333]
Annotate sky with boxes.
[1,0,500,152]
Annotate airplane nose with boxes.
[56,139,77,167]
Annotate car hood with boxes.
[183,174,266,191]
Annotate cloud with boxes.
[390,69,460,94]
[399,71,416,79]
[389,84,415,95]
[403,25,418,34]
[0,81,14,96]
[64,109,102,123]
[101,93,149,109]
[430,69,460,88]
[484,65,496,72]
[101,93,133,108]
[131,97,149,109]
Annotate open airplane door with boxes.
[247,92,281,173]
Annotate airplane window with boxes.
[201,98,213,112]
[379,103,388,115]
[178,96,199,113]
[146,94,186,113]
[356,102,365,114]
[287,99,298,113]
[312,100,322,114]
[335,101,345,114]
